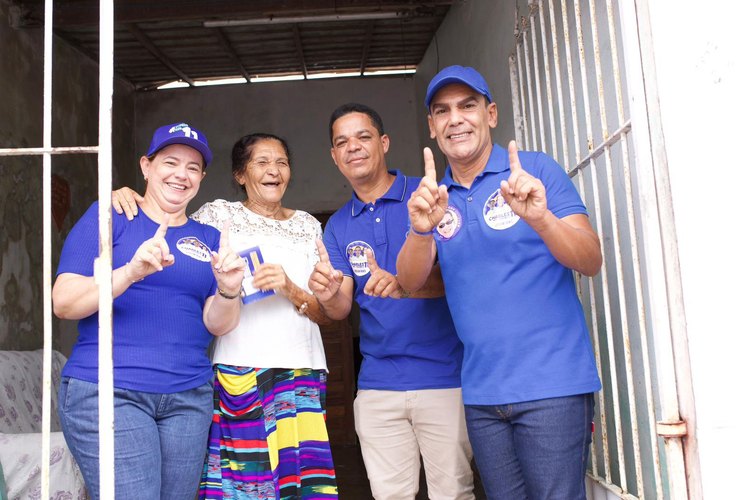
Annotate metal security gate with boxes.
[508,0,698,498]
[0,0,116,497]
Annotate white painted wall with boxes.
[646,0,736,496]
[134,76,423,215]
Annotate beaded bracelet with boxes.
[217,288,241,300]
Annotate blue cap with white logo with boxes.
[146,122,213,167]
[425,65,493,108]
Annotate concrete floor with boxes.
[332,445,488,499]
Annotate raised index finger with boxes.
[365,249,379,274]
[154,213,170,239]
[508,140,523,173]
[423,147,437,182]
[316,239,332,265]
[220,219,231,249]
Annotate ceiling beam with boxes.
[359,21,375,75]
[126,24,195,87]
[291,25,308,79]
[213,28,252,82]
[39,1,458,29]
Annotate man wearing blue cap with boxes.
[397,66,603,499]
[309,103,475,499]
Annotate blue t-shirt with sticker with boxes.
[435,144,601,405]
[323,170,463,391]
[56,202,220,393]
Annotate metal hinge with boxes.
[656,420,687,437]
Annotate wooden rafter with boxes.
[213,28,252,82]
[292,25,308,79]
[126,23,195,86]
[359,21,375,75]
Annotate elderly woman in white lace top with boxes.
[113,133,338,499]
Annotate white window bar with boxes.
[527,4,548,153]
[41,0,54,496]
[547,0,570,169]
[535,1,558,161]
[559,0,583,167]
[510,6,529,147]
[569,166,606,479]
[0,0,116,497]
[521,23,539,151]
[509,53,525,147]
[98,0,116,497]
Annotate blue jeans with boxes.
[58,377,213,500]
[465,394,594,500]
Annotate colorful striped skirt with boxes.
[199,365,338,499]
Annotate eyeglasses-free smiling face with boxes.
[140,143,205,215]
[235,138,291,206]
[428,83,497,170]
[330,112,390,186]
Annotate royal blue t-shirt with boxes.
[56,202,220,393]
[324,170,463,391]
[434,145,601,405]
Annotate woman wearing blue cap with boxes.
[52,123,246,500]
[112,132,339,499]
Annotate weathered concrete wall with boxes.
[413,1,518,168]
[133,76,422,215]
[0,0,136,352]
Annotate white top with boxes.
[191,199,327,370]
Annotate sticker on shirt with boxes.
[484,188,520,230]
[346,241,373,277]
[437,205,463,241]
[176,237,213,262]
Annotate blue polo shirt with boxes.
[324,170,463,391]
[434,145,601,405]
[57,202,220,393]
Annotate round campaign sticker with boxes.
[483,188,520,230]
[176,237,213,262]
[346,240,373,277]
[437,205,463,241]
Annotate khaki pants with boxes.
[354,388,475,500]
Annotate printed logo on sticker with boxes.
[176,237,213,262]
[437,205,462,241]
[484,188,520,230]
[346,240,373,277]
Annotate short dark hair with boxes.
[328,103,385,145]
[231,133,291,193]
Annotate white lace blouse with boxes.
[191,199,327,370]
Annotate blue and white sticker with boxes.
[176,237,213,262]
[483,188,520,230]
[346,240,373,277]
[437,205,463,241]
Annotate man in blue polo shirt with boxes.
[397,66,603,500]
[308,103,474,499]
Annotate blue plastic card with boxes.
[238,246,275,304]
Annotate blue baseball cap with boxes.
[146,122,213,167]
[424,65,493,108]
